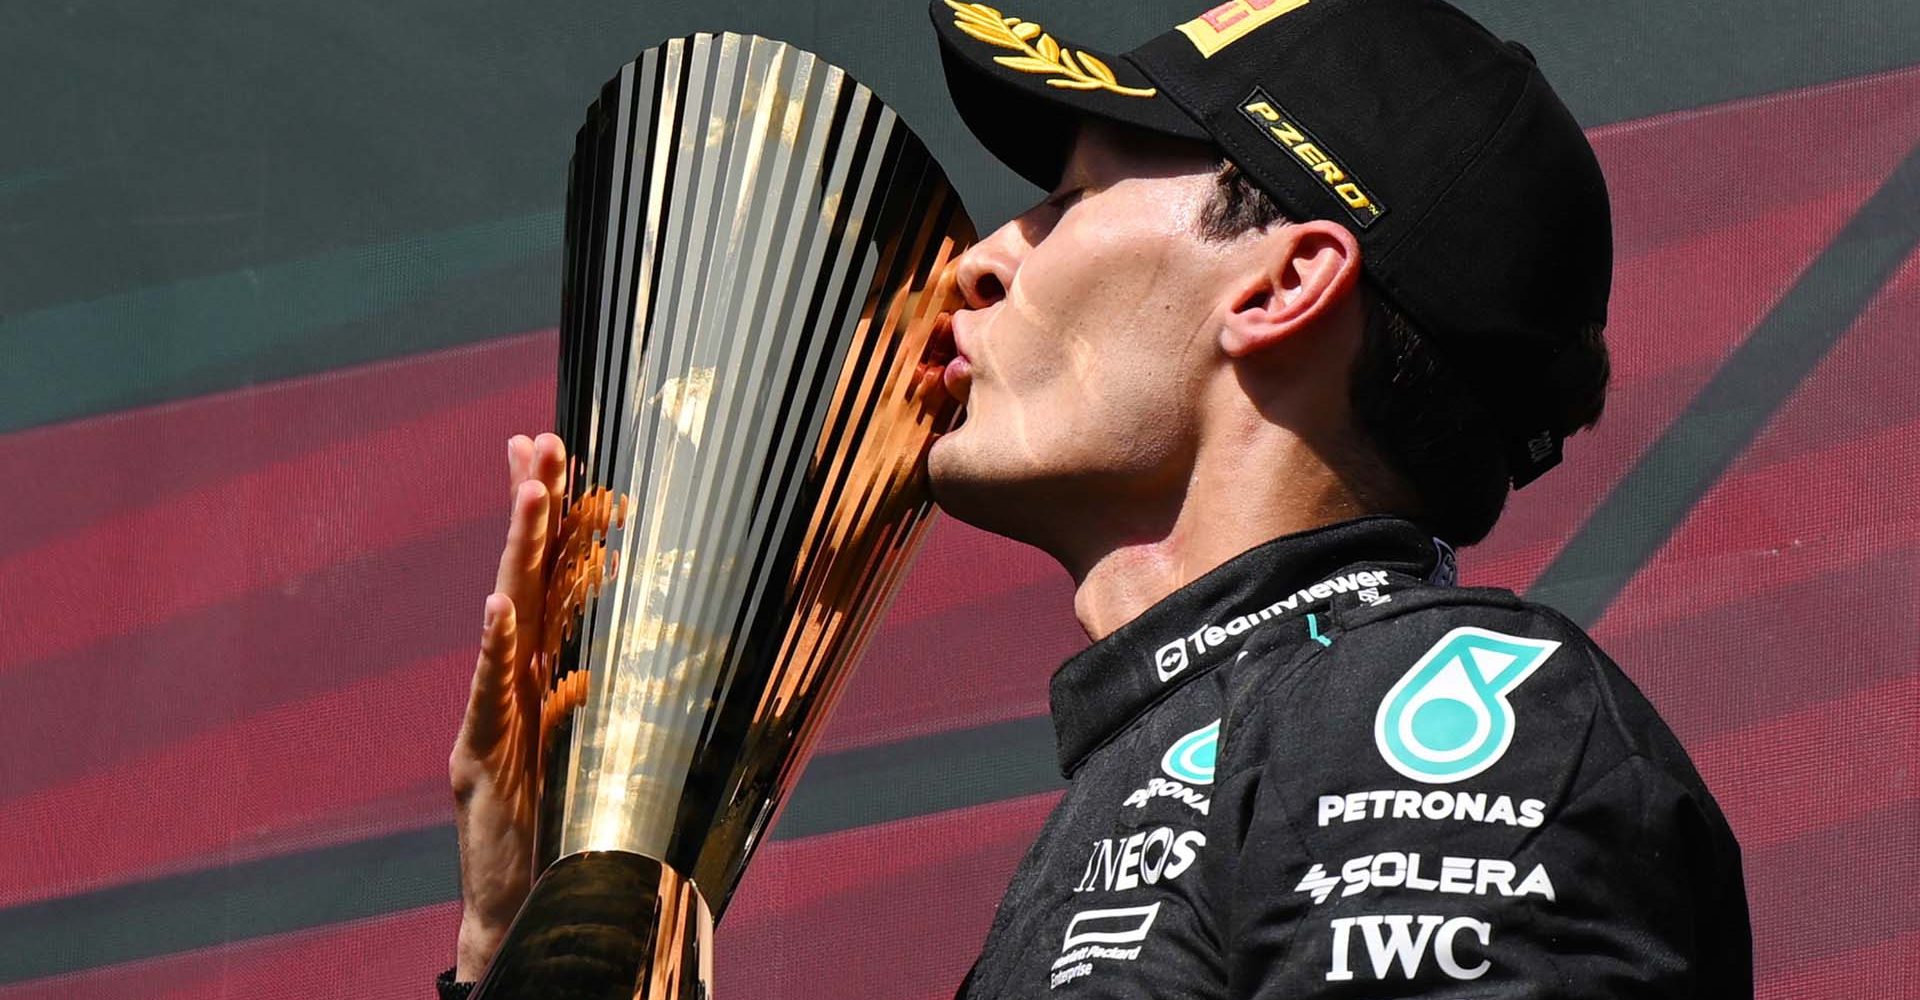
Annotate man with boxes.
[444,0,1752,996]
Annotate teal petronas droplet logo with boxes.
[1374,627,1561,784]
[1161,720,1220,785]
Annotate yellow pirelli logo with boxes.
[1176,0,1310,58]
[1238,88,1385,227]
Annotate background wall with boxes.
[1,1,1916,996]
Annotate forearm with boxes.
[456,911,508,982]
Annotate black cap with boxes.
[931,0,1613,488]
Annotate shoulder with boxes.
[1221,580,1717,829]
[1204,585,1752,995]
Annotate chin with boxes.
[925,427,990,519]
[927,427,1094,555]
[926,425,1036,538]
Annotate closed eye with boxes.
[1045,187,1084,211]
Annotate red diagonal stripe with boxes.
[1691,675,1919,850]
[1473,181,1913,589]
[0,648,468,906]
[0,374,549,672]
[0,333,551,564]
[1748,805,1919,977]
[1591,62,1920,261]
[0,519,497,805]
[1758,931,1920,1000]
[718,792,1058,1000]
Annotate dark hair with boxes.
[1195,159,1608,545]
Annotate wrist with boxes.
[455,912,509,982]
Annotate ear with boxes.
[1218,220,1362,359]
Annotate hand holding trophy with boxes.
[458,32,974,999]
[452,432,566,981]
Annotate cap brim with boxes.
[931,0,1209,191]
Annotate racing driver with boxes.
[443,0,1754,996]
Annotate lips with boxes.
[941,356,972,402]
[930,311,973,406]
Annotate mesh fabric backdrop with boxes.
[1,1,1916,996]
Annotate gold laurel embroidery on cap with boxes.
[944,0,1156,98]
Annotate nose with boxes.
[953,219,1024,311]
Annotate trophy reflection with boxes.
[468,31,974,1000]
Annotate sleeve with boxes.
[436,966,476,1000]
[1214,605,1726,998]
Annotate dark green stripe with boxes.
[0,169,55,200]
[0,212,560,434]
[1527,141,1920,625]
[775,716,1062,838]
[0,716,1062,983]
[5,2,1919,434]
[0,826,457,983]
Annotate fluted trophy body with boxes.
[470,32,974,1000]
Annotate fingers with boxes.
[533,433,569,542]
[507,434,536,501]
[493,477,552,603]
[532,432,567,485]
[462,592,519,750]
[463,433,564,770]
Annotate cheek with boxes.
[988,256,1156,410]
[1034,193,1217,350]
[1086,359,1199,453]
[1029,216,1181,320]
[1008,345,1197,479]
[1031,229,1212,414]
[978,188,1215,463]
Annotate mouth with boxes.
[941,357,972,404]
[931,311,973,406]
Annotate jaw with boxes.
[927,422,1193,580]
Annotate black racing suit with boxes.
[955,515,1752,999]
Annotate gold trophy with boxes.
[468,32,974,1000]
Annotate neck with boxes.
[1064,434,1372,642]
